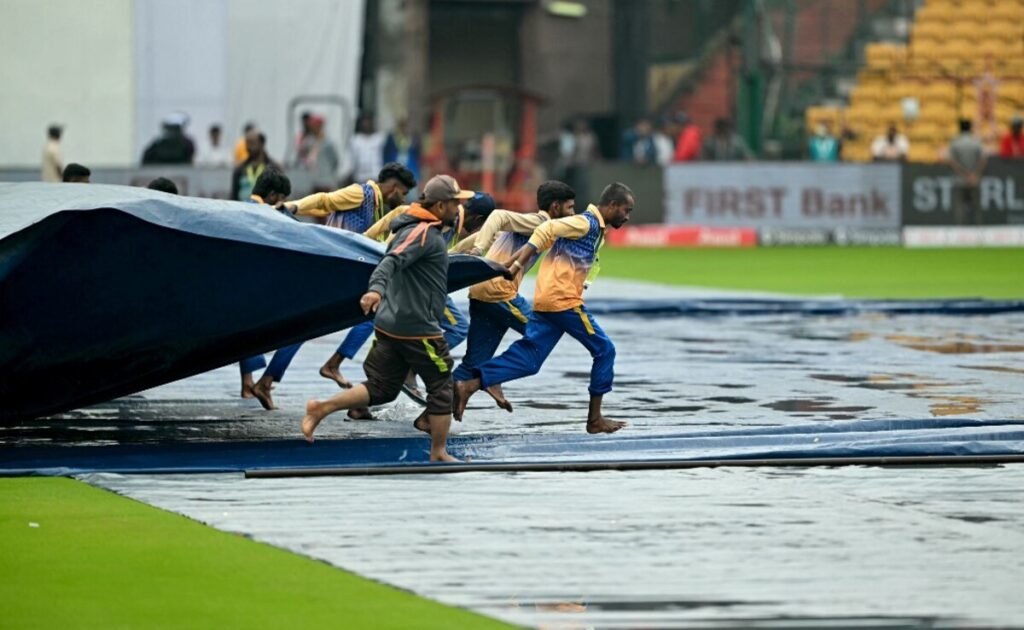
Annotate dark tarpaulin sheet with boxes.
[0,183,503,423]
[2,419,1023,476]
[583,298,1024,317]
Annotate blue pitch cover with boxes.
[0,183,503,422]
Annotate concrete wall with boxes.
[0,0,135,167]
[519,0,614,140]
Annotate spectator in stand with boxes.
[620,118,658,165]
[672,111,702,162]
[142,113,195,165]
[654,117,676,167]
[294,111,313,165]
[230,131,281,201]
[41,124,63,182]
[147,177,179,194]
[947,118,987,225]
[383,118,422,186]
[870,123,909,162]
[62,163,90,183]
[297,115,340,190]
[349,113,386,184]
[234,122,256,165]
[808,122,841,162]
[558,117,600,197]
[703,118,754,161]
[999,116,1024,159]
[196,124,230,167]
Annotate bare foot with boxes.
[346,407,374,421]
[413,411,431,434]
[430,451,460,463]
[251,379,277,410]
[586,416,627,434]
[484,384,513,413]
[319,364,352,389]
[301,400,326,442]
[241,374,256,399]
[453,379,480,421]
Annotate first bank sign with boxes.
[664,163,902,228]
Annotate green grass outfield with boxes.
[0,478,512,630]
[599,246,1024,298]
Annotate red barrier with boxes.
[606,224,758,248]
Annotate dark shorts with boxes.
[362,332,454,415]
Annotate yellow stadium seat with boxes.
[981,21,1023,40]
[906,143,930,163]
[851,84,889,105]
[841,142,872,163]
[947,39,978,59]
[805,106,843,132]
[865,43,908,70]
[948,21,983,40]
[910,40,943,61]
[919,82,957,103]
[913,21,947,40]
[990,2,1024,18]
[977,39,1011,59]
[1000,83,1024,103]
[920,3,960,20]
[918,103,958,125]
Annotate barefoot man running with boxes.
[454,182,634,434]
[451,181,577,387]
[301,175,475,461]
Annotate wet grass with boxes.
[0,478,512,630]
[600,247,1024,298]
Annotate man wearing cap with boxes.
[142,113,195,165]
[301,175,476,462]
[451,180,577,388]
[454,183,634,435]
[325,190,495,417]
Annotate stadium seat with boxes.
[918,82,957,103]
[913,21,946,40]
[803,0,1022,163]
[850,84,888,105]
[948,21,982,41]
[991,2,1024,18]
[908,142,941,163]
[917,3,959,21]
[805,105,843,132]
[841,142,872,163]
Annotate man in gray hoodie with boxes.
[301,175,474,462]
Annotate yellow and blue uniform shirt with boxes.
[292,180,389,238]
[527,205,605,313]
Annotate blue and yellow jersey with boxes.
[292,180,387,238]
[527,205,605,312]
[456,210,549,303]
[364,204,466,251]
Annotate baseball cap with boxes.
[464,192,496,217]
[163,111,189,127]
[422,175,474,203]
